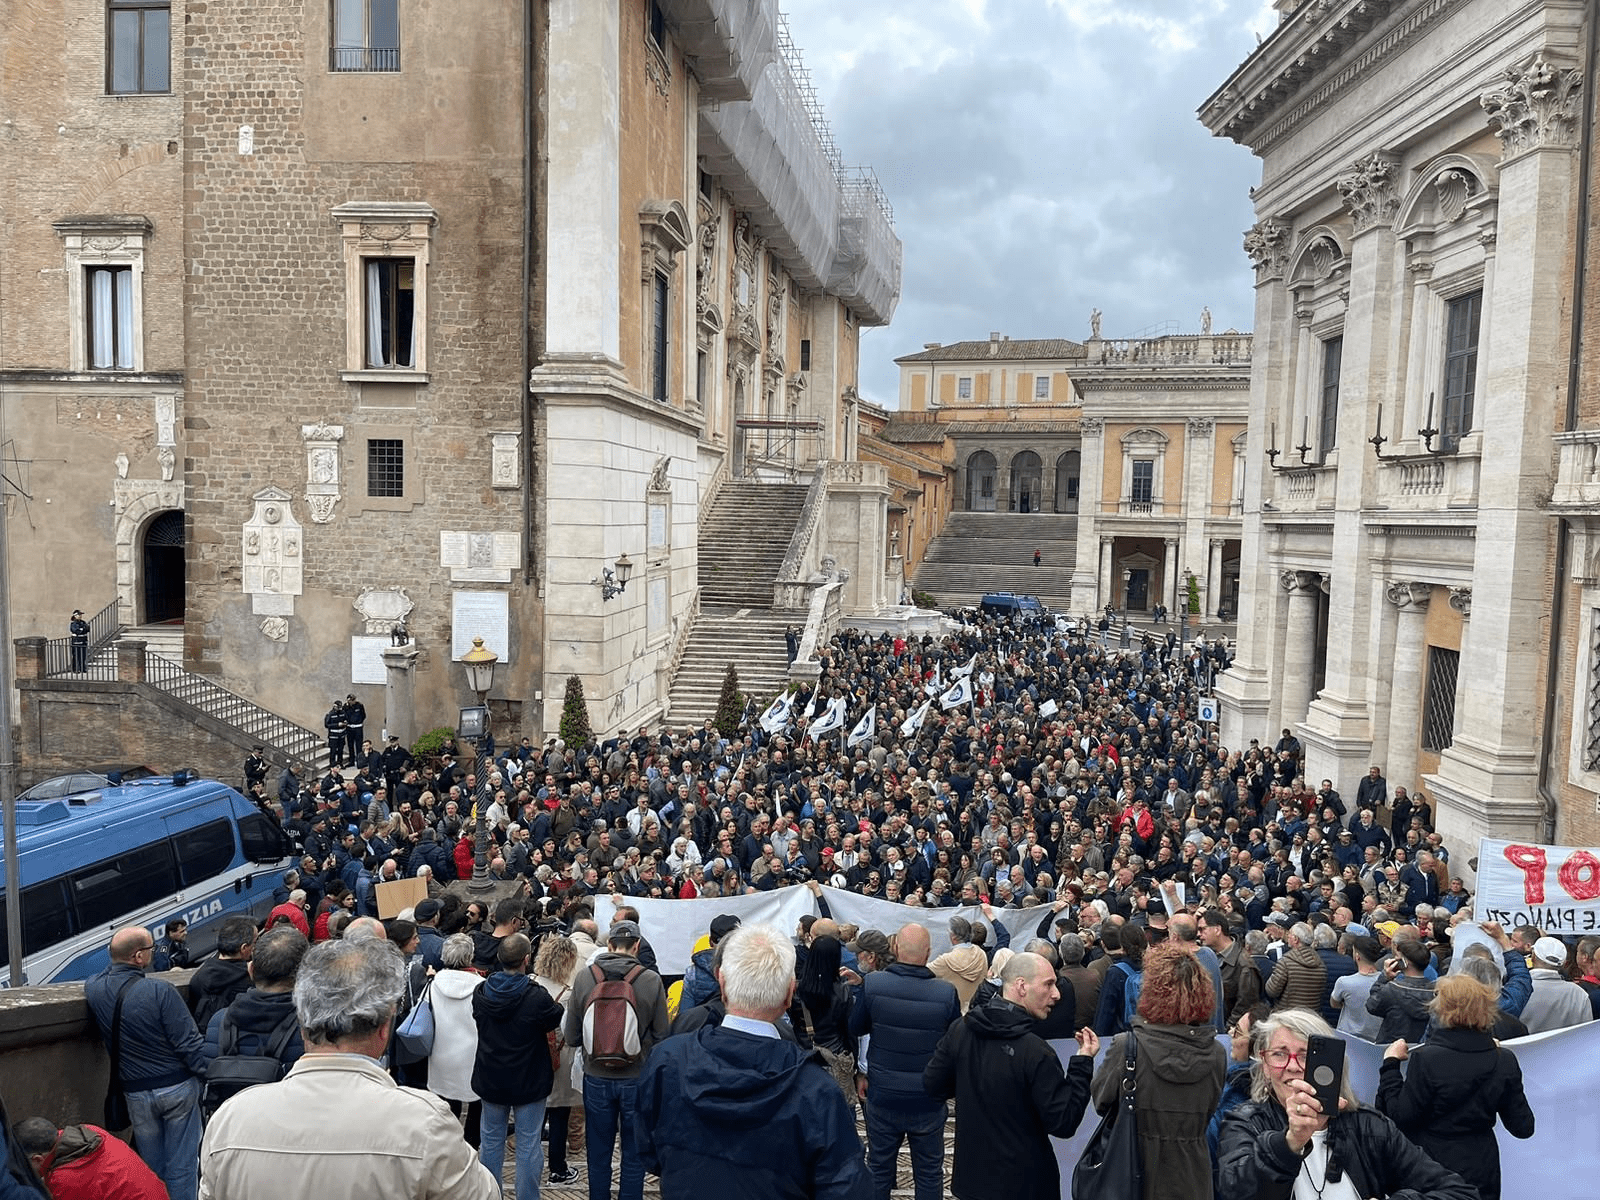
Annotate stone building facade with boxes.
[0,0,899,743]
[1201,0,1593,852]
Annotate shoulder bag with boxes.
[393,978,435,1063]
[1071,1029,1142,1200]
[103,976,140,1132]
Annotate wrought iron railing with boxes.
[42,597,121,678]
[142,651,327,764]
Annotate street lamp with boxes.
[593,552,634,601]
[457,637,499,894]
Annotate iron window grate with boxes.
[1421,645,1459,752]
[367,439,404,498]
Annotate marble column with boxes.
[1207,539,1224,620]
[1448,587,1471,743]
[1098,537,1113,611]
[1072,418,1106,613]
[1280,571,1322,730]
[1385,582,1432,796]
[1163,539,1179,615]
[382,643,423,747]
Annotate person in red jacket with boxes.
[15,1121,166,1200]
[455,832,477,880]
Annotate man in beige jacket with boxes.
[199,938,496,1200]
[930,915,993,1012]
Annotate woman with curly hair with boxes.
[1089,940,1226,1200]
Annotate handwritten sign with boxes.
[1478,838,1600,934]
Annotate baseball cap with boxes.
[608,919,642,943]
[1532,936,1568,968]
[414,899,443,923]
[1345,923,1370,937]
[1265,912,1291,928]
[708,914,741,943]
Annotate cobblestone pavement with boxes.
[492,1105,957,1198]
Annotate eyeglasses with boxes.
[1263,1047,1307,1069]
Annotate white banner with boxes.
[1477,838,1600,934]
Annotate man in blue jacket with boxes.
[848,924,960,1200]
[85,928,208,1200]
[635,923,868,1199]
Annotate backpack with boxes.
[581,962,645,1070]
[1117,960,1144,1029]
[202,1008,299,1119]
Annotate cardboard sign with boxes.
[1477,838,1600,934]
[375,877,429,919]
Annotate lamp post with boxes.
[457,637,499,895]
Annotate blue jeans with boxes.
[865,1100,945,1200]
[127,1077,201,1200]
[480,1097,547,1199]
[583,1074,642,1200]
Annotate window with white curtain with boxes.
[334,202,434,379]
[364,258,415,369]
[87,266,135,369]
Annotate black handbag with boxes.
[1071,1030,1143,1199]
[103,977,139,1133]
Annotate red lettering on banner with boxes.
[1504,844,1548,905]
[1557,851,1600,903]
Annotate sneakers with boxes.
[549,1167,579,1185]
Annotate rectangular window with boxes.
[1441,290,1482,443]
[800,339,812,372]
[367,439,405,498]
[72,841,178,929]
[332,0,400,71]
[957,376,973,400]
[696,350,708,410]
[1319,336,1342,456]
[87,266,135,369]
[651,271,670,402]
[1421,646,1460,752]
[1035,375,1051,399]
[107,1,170,94]
[648,1,666,50]
[364,259,415,368]
[1131,460,1154,505]
[174,819,237,886]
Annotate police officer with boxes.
[342,694,366,765]
[69,609,90,672]
[244,745,269,794]
[323,700,347,768]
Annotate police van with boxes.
[0,773,294,985]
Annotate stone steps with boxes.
[698,482,810,609]
[912,512,1079,609]
[666,610,794,722]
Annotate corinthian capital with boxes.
[1481,56,1583,157]
[1243,220,1291,278]
[1336,153,1402,233]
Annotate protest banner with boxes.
[1477,837,1600,934]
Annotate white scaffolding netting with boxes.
[666,0,780,103]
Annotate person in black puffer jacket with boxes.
[1375,974,1535,1200]
[187,917,258,1030]
[1218,1008,1475,1200]
[1365,937,1435,1043]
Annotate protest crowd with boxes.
[18,609,1599,1200]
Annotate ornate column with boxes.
[1280,571,1323,731]
[1207,539,1224,619]
[1163,539,1180,615]
[1097,537,1113,611]
[1384,582,1432,797]
[1071,417,1105,612]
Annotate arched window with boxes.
[965,450,997,512]
[1009,450,1043,513]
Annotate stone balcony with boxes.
[1271,464,1336,512]
[1550,428,1600,511]
[1374,449,1480,511]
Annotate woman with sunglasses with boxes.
[1217,1009,1475,1200]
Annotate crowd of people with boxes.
[15,609,1599,1199]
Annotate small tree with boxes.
[1185,572,1202,616]
[713,662,745,737]
[559,674,593,748]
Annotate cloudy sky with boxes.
[781,0,1280,406]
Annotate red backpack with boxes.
[581,963,645,1069]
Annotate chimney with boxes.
[923,342,941,350]
[989,331,1001,357]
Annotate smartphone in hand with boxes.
[1304,1035,1345,1116]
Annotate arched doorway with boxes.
[142,509,185,623]
[1054,450,1080,513]
[966,451,997,511]
[1010,450,1042,513]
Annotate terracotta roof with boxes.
[878,419,948,444]
[895,338,1086,363]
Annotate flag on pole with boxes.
[923,662,942,696]
[900,698,932,737]
[807,696,848,742]
[759,693,793,734]
[952,652,979,679]
[939,674,974,710]
[847,705,877,749]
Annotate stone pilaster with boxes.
[1383,582,1432,797]
[1207,540,1224,620]
[382,643,423,747]
[1073,418,1105,613]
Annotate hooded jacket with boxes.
[635,1023,869,1200]
[923,999,1094,1200]
[470,971,563,1105]
[201,988,304,1073]
[427,968,485,1102]
[1090,1019,1226,1200]
[1365,972,1434,1043]
[36,1124,165,1200]
[562,951,670,1080]
[187,958,254,1030]
[929,943,990,1012]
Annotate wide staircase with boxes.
[668,481,811,722]
[912,511,1078,609]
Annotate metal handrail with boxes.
[142,651,326,763]
[42,597,122,678]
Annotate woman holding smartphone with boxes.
[1218,1009,1476,1200]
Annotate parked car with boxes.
[977,592,1046,618]
[16,764,160,803]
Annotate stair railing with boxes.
[42,596,122,678]
[772,463,828,610]
[142,650,327,765]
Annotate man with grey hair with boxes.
[635,924,869,1197]
[925,952,1099,1200]
[929,915,990,1013]
[198,938,496,1200]
[1264,921,1328,1014]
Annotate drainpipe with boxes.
[520,0,538,587]
[1537,0,1598,843]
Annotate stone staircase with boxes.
[668,481,812,722]
[697,481,810,608]
[120,621,185,661]
[666,609,795,723]
[912,512,1078,609]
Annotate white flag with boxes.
[847,705,877,748]
[759,693,792,734]
[952,652,979,679]
[900,698,932,737]
[807,696,848,741]
[924,662,942,696]
[940,674,974,710]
